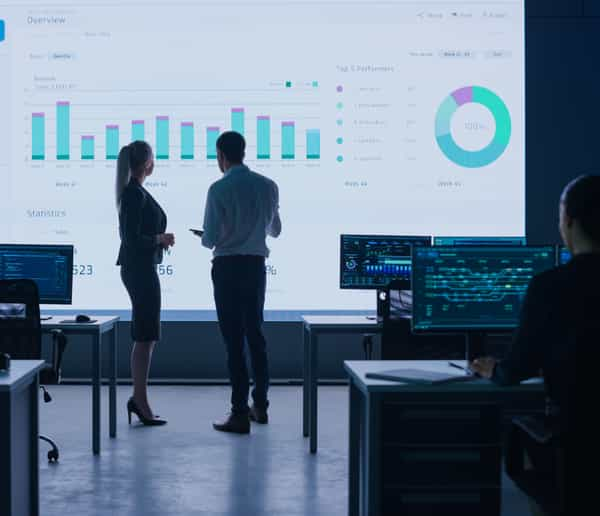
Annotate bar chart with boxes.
[29,98,322,163]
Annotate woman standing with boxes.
[116,140,174,426]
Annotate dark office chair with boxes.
[505,411,566,515]
[505,328,575,516]
[0,279,67,463]
[380,280,465,360]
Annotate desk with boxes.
[301,315,381,453]
[0,360,45,516]
[344,361,545,516]
[41,315,119,455]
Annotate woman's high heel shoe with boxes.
[127,397,167,426]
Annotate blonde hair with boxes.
[115,141,152,208]
[115,144,131,209]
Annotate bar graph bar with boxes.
[231,108,245,135]
[156,116,169,159]
[31,113,45,160]
[306,129,320,159]
[132,120,144,142]
[106,125,119,160]
[257,116,271,159]
[56,101,70,160]
[281,121,295,159]
[181,122,194,160]
[81,135,95,160]
[206,126,219,160]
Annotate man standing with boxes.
[201,131,281,434]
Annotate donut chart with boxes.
[435,86,511,168]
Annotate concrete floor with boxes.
[39,385,531,516]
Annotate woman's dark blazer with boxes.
[117,179,167,267]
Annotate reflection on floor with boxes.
[39,385,530,516]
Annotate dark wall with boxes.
[53,1,600,381]
[526,0,599,243]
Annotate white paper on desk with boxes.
[366,368,473,384]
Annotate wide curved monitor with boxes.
[412,246,555,332]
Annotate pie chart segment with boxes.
[435,86,511,168]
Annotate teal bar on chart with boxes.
[56,101,70,160]
[231,108,245,135]
[206,126,219,159]
[181,122,194,160]
[81,135,94,160]
[31,113,45,160]
[281,121,295,159]
[306,129,320,159]
[131,120,144,141]
[257,116,270,159]
[156,116,169,159]
[106,125,119,160]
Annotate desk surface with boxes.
[41,315,119,333]
[302,315,381,328]
[0,360,45,392]
[344,360,544,394]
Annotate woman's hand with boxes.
[469,357,497,379]
[158,233,175,248]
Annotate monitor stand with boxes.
[465,332,486,363]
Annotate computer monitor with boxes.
[412,246,556,332]
[557,245,571,265]
[433,236,526,246]
[340,234,431,290]
[0,244,74,304]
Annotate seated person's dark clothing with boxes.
[492,254,597,515]
[493,253,599,438]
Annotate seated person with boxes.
[471,174,600,514]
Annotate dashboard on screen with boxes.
[0,244,74,304]
[412,246,555,332]
[340,234,431,290]
[0,0,525,312]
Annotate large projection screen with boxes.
[0,0,525,313]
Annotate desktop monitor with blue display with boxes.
[340,235,431,290]
[433,236,526,246]
[0,244,74,304]
[411,246,556,332]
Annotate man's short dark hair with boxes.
[216,131,245,163]
[562,174,600,243]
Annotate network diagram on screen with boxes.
[412,247,556,331]
[0,0,525,311]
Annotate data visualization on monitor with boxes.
[412,246,555,331]
[433,236,526,246]
[340,235,430,290]
[0,0,525,311]
[0,244,73,304]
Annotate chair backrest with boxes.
[0,279,42,359]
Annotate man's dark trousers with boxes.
[212,255,269,415]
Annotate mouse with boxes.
[75,314,91,323]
